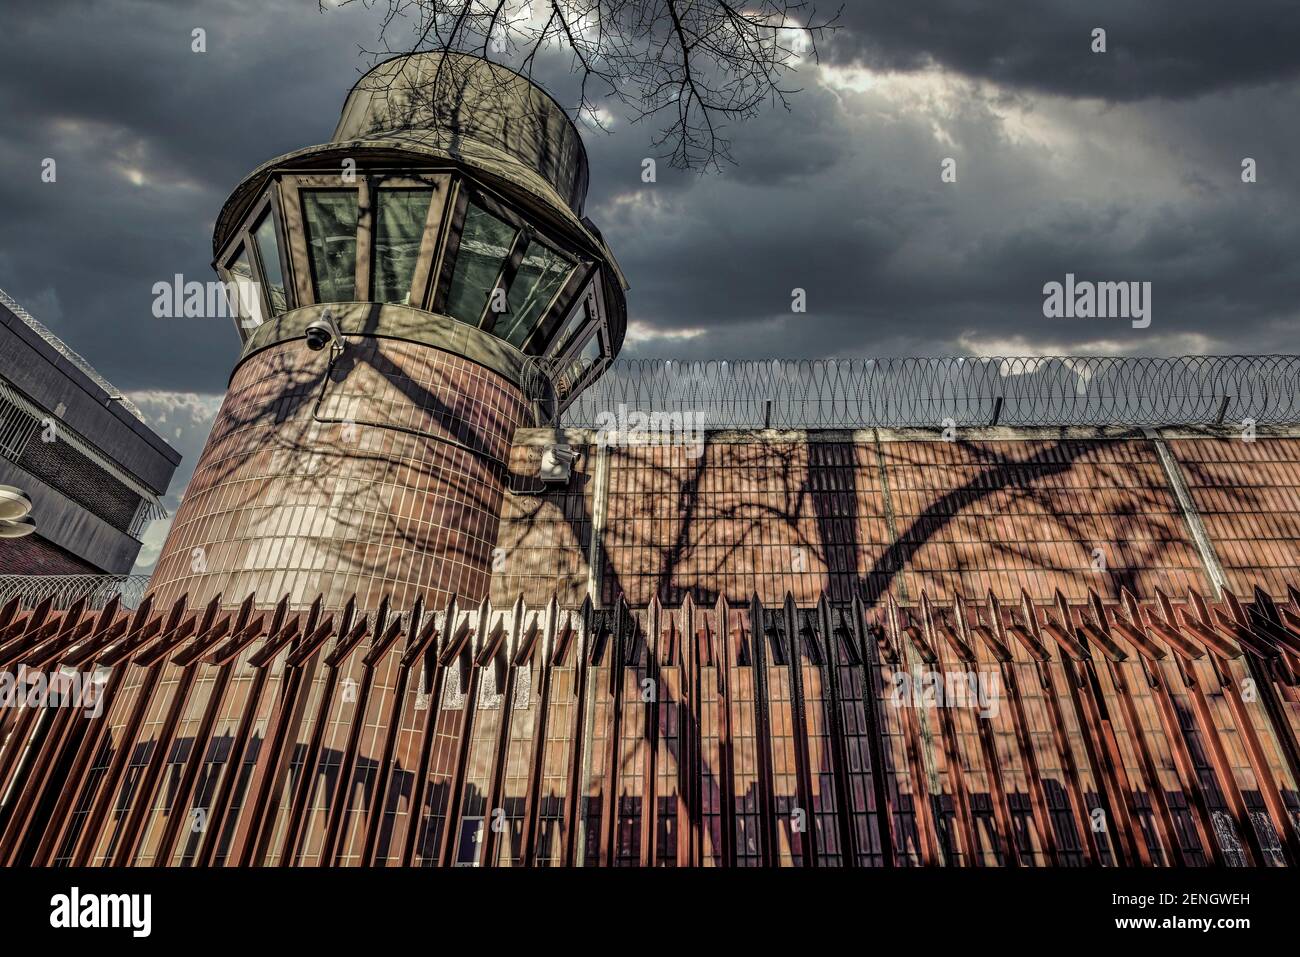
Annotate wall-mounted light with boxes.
[0,484,32,520]
[0,484,35,537]
[0,517,35,538]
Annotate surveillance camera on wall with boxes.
[304,313,346,354]
[539,444,579,484]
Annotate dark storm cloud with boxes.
[589,63,1300,360]
[0,0,369,395]
[825,1,1300,101]
[4,1,1296,386]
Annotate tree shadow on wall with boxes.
[159,320,531,602]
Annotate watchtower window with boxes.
[497,238,572,348]
[252,209,287,316]
[224,245,265,330]
[302,189,358,302]
[446,202,517,325]
[372,188,434,305]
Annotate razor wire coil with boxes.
[556,355,1300,429]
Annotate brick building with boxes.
[0,289,176,574]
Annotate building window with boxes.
[557,330,603,397]
[372,188,433,305]
[497,237,572,349]
[551,297,591,357]
[456,817,484,866]
[225,245,265,330]
[252,209,288,316]
[445,198,576,353]
[578,328,602,367]
[446,201,517,325]
[302,189,358,302]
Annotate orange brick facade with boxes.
[490,434,1300,608]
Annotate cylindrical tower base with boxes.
[149,334,530,611]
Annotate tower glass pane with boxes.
[302,189,358,302]
[372,188,433,304]
[557,330,602,397]
[225,245,265,331]
[498,239,573,350]
[552,297,590,357]
[252,209,288,316]
[446,202,517,324]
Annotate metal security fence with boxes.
[0,575,151,611]
[559,355,1300,429]
[3,581,1299,866]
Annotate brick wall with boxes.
[490,433,1217,607]
[1170,437,1300,598]
[0,533,102,574]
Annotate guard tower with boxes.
[148,53,627,610]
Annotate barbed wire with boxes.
[556,355,1300,429]
[0,575,151,611]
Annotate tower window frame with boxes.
[296,182,363,304]
[213,169,612,367]
[277,170,456,308]
[544,279,612,407]
[434,182,590,356]
[213,184,294,342]
[250,205,289,319]
[216,242,266,337]
[555,326,607,401]
[367,173,454,308]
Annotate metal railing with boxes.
[559,355,1300,429]
[0,575,151,611]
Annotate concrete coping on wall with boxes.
[236,302,539,393]
[511,423,1300,446]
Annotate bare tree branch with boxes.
[330,0,842,170]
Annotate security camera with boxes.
[304,313,346,354]
[539,444,579,483]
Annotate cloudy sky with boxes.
[1,1,1297,569]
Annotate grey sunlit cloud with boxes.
[1,1,1296,570]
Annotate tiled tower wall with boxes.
[490,436,1223,607]
[150,338,530,611]
[490,440,600,605]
